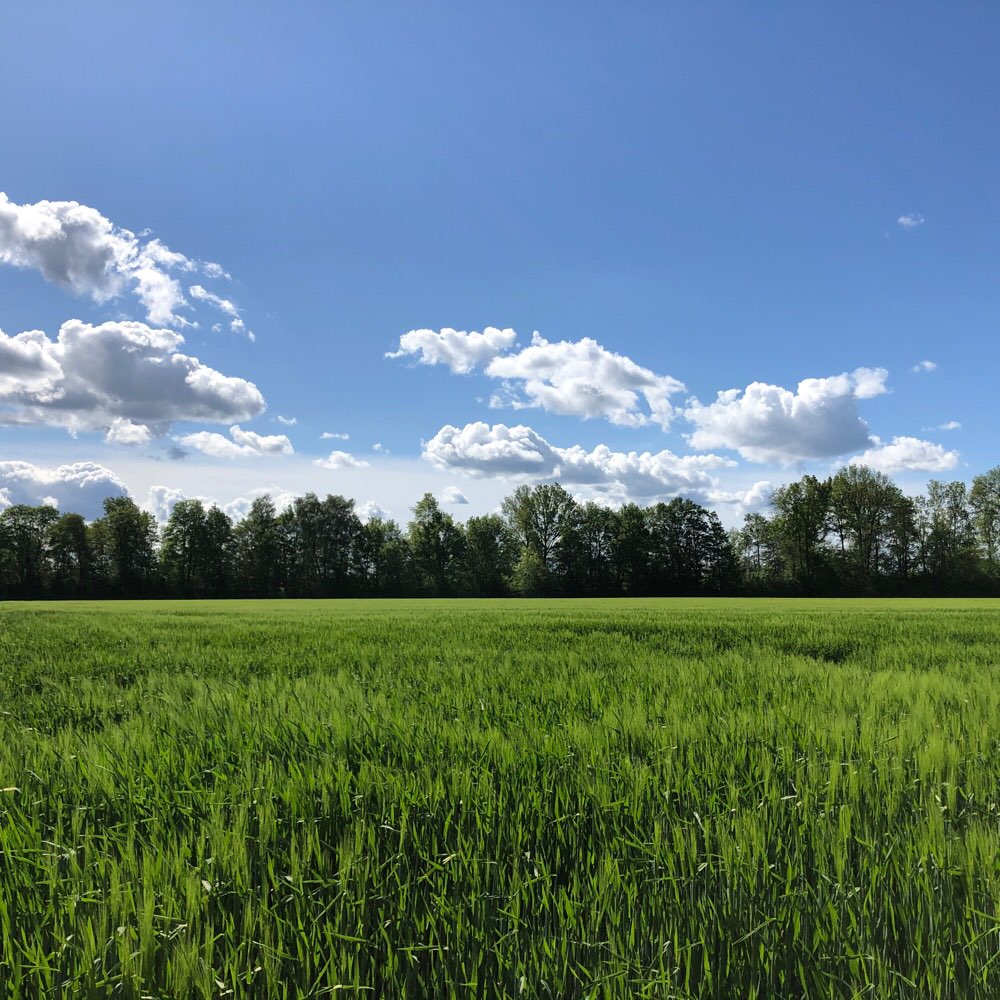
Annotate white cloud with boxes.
[388,327,685,430]
[422,421,733,504]
[0,319,265,438]
[105,418,153,446]
[684,367,889,464]
[202,262,231,280]
[177,425,294,459]
[321,431,349,440]
[144,485,195,523]
[0,193,254,332]
[0,193,200,325]
[222,489,297,522]
[275,415,297,426]
[189,284,253,339]
[486,333,685,429]
[358,500,390,521]
[728,480,772,512]
[441,486,469,505]
[937,420,961,431]
[911,360,937,373]
[373,442,386,453]
[386,326,517,374]
[0,460,128,519]
[315,450,370,470]
[850,436,959,474]
[0,328,64,396]
[897,213,926,230]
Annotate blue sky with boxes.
[1,2,997,523]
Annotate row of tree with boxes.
[2,465,1000,599]
[737,465,1000,595]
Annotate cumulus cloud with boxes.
[684,368,889,464]
[387,327,685,429]
[320,431,349,440]
[315,450,370,470]
[358,500,390,521]
[441,486,470,505]
[105,418,153,446]
[144,485,195,523]
[0,460,127,519]
[177,425,294,459]
[386,326,517,374]
[0,319,265,438]
[728,480,772,512]
[0,193,250,330]
[0,193,197,325]
[222,489,298,522]
[912,360,937,373]
[423,421,733,504]
[275,415,297,426]
[145,485,305,523]
[897,213,926,230]
[486,333,685,429]
[936,420,961,431]
[850,436,959,474]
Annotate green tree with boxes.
[464,514,518,596]
[560,502,617,596]
[918,480,979,591]
[613,502,650,595]
[160,499,209,595]
[0,504,59,595]
[970,466,1000,570]
[501,484,576,594]
[408,494,466,596]
[202,505,234,596]
[829,465,907,590]
[233,496,281,596]
[47,512,92,595]
[769,475,833,591]
[359,518,416,596]
[93,497,158,595]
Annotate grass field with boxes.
[2,598,1000,998]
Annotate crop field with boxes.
[2,599,1000,998]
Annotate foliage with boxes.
[4,466,1000,599]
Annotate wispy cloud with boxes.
[911,360,937,373]
[897,213,926,230]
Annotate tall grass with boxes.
[2,599,1000,998]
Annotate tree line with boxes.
[2,465,1000,599]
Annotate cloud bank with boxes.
[0,460,128,519]
[423,421,733,504]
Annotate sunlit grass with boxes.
[2,599,1000,998]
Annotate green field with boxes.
[3,599,1000,998]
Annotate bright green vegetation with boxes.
[2,599,1000,998]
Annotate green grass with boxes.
[2,598,1000,998]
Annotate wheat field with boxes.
[2,599,999,998]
